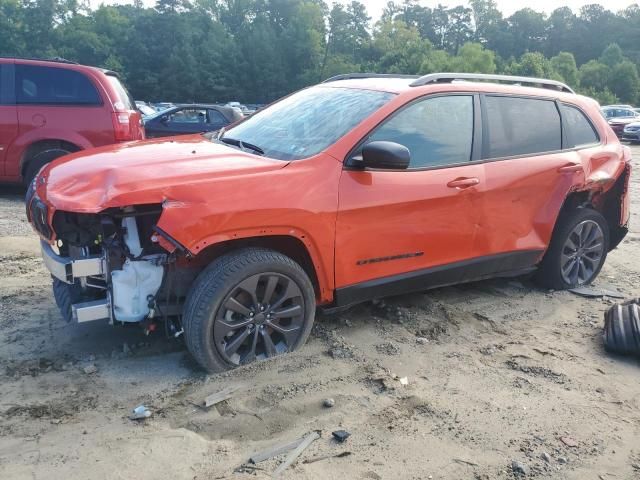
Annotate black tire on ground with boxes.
[52,277,85,323]
[535,207,610,290]
[603,299,640,355]
[23,149,72,186]
[182,248,316,373]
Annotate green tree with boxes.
[609,61,640,103]
[372,20,431,74]
[600,43,624,68]
[550,52,578,87]
[579,60,610,92]
[448,42,496,73]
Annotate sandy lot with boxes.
[1,147,640,480]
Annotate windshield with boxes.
[221,86,395,160]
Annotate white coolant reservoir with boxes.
[112,258,163,322]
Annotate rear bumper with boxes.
[41,241,105,284]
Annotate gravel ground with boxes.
[1,148,640,480]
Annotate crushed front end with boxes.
[27,192,181,332]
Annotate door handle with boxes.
[447,177,480,189]
[558,163,583,173]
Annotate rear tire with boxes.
[182,248,316,373]
[24,149,72,186]
[535,208,609,290]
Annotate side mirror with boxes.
[357,141,410,170]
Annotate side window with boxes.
[484,96,561,158]
[207,109,227,126]
[15,65,101,105]
[561,104,599,148]
[366,95,473,168]
[168,108,207,124]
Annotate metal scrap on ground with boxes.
[569,285,624,299]
[203,385,239,408]
[272,431,321,478]
[249,435,306,464]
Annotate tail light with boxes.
[112,111,145,142]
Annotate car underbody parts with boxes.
[603,298,640,356]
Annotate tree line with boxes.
[2,0,640,105]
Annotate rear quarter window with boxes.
[484,96,561,159]
[15,65,101,106]
[561,104,599,148]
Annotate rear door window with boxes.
[365,95,474,169]
[561,104,599,148]
[484,96,561,158]
[208,109,227,127]
[105,74,135,110]
[15,65,101,105]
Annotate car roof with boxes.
[320,77,584,104]
[1,56,118,76]
[318,73,580,102]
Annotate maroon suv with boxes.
[0,57,144,185]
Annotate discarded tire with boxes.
[603,299,640,355]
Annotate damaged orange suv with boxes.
[28,73,631,372]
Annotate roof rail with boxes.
[409,73,575,93]
[322,73,420,83]
[0,56,79,65]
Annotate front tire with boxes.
[182,248,316,373]
[535,208,609,289]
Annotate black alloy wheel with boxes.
[182,248,316,373]
[214,273,306,365]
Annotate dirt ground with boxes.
[2,148,640,480]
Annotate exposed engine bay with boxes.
[47,204,197,335]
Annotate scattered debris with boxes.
[249,436,306,464]
[416,337,429,345]
[569,285,624,299]
[203,385,238,408]
[272,431,320,478]
[332,430,351,443]
[323,398,335,408]
[541,452,551,462]
[505,358,568,384]
[83,364,97,375]
[303,451,351,464]
[560,436,578,447]
[557,456,568,464]
[511,460,529,476]
[453,458,478,467]
[398,376,409,386]
[130,405,152,420]
[375,342,401,356]
[603,299,640,355]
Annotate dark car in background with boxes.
[143,104,243,138]
[609,116,640,138]
[601,107,639,138]
[0,57,144,185]
[623,121,640,143]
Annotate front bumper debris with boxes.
[72,296,112,323]
[40,240,105,284]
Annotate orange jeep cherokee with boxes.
[27,73,631,372]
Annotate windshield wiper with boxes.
[220,137,265,156]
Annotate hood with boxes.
[40,135,289,213]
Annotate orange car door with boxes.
[474,96,595,262]
[335,94,484,304]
